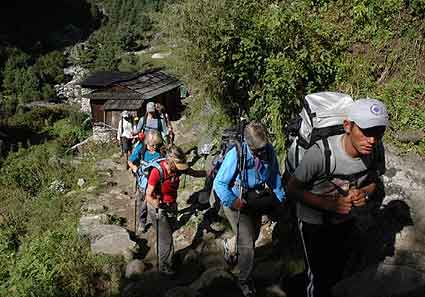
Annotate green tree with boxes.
[158,0,343,151]
[34,51,65,85]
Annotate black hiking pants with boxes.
[298,219,355,297]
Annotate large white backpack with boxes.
[285,92,354,176]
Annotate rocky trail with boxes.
[77,150,285,297]
[76,118,425,297]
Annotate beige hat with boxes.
[167,145,189,171]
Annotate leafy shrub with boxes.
[7,105,72,132]
[160,0,343,153]
[160,0,425,155]
[0,144,58,195]
[410,0,425,17]
[5,224,104,297]
[0,228,17,285]
[0,142,120,296]
[49,117,91,148]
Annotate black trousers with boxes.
[297,219,355,297]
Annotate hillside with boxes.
[1,1,425,297]
[155,0,425,155]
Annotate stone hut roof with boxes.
[80,71,139,88]
[82,69,183,100]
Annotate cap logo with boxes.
[370,104,382,116]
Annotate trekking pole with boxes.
[156,207,160,272]
[134,170,139,233]
[134,196,138,233]
[234,111,247,264]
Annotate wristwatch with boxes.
[363,191,370,201]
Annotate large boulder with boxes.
[78,223,136,260]
[333,147,425,296]
[91,230,135,260]
[333,263,425,297]
[165,287,198,297]
[190,267,235,292]
[125,259,146,279]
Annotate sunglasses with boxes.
[249,146,268,158]
[352,122,386,139]
[148,144,161,148]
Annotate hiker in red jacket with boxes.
[145,145,206,275]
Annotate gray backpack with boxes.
[285,92,354,176]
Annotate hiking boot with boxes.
[223,238,236,266]
[237,279,256,297]
[159,265,176,276]
[136,222,152,236]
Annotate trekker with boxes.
[131,115,140,145]
[117,110,133,161]
[286,99,388,297]
[145,145,206,275]
[155,103,174,143]
[128,131,164,234]
[136,102,168,142]
[213,121,286,297]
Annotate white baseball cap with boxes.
[146,102,155,113]
[346,98,389,129]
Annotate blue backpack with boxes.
[136,158,166,193]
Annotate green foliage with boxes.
[377,80,425,131]
[2,54,41,111]
[0,144,58,195]
[0,228,17,284]
[74,0,171,71]
[409,0,425,17]
[1,48,66,112]
[7,105,88,134]
[33,51,65,85]
[159,0,344,152]
[159,0,425,155]
[0,138,120,296]
[5,224,104,297]
[48,116,91,149]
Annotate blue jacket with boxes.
[213,143,286,208]
[129,144,161,166]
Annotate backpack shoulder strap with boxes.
[140,144,147,160]
[322,137,332,177]
[141,113,147,132]
[151,158,166,184]
[222,142,242,184]
[157,116,163,132]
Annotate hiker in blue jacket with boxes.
[213,121,286,297]
[128,130,164,234]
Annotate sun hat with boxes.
[167,145,189,171]
[346,98,389,129]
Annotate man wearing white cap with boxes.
[117,110,134,162]
[136,101,168,142]
[287,98,389,297]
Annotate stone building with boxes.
[80,68,185,128]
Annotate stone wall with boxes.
[55,65,91,113]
